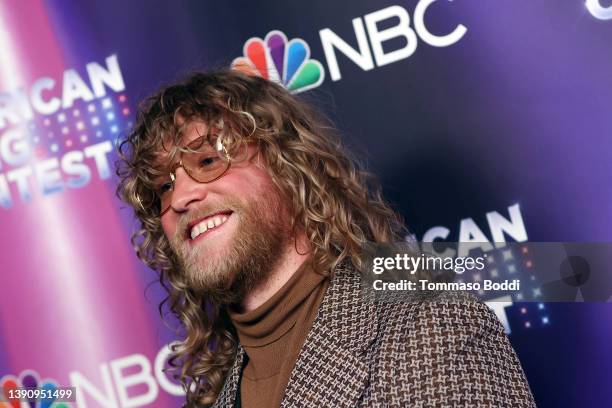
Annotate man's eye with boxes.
[200,156,218,167]
[158,182,173,194]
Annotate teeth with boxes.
[190,214,230,240]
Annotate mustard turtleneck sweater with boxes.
[228,260,330,408]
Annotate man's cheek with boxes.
[160,217,177,239]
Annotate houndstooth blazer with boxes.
[211,262,536,407]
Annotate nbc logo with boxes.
[585,0,612,20]
[231,2,468,92]
[1,370,70,407]
[231,30,325,93]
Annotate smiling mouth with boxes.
[188,211,233,241]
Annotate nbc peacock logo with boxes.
[232,30,325,93]
[1,370,70,408]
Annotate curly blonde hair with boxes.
[116,70,406,406]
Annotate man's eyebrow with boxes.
[150,151,174,172]
[152,139,179,165]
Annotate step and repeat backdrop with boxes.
[0,0,611,407]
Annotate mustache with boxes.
[172,198,244,240]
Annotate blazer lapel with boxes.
[280,262,378,407]
[211,346,245,408]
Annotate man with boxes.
[116,71,536,407]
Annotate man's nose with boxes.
[169,167,207,212]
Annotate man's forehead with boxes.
[152,119,210,165]
[174,118,211,146]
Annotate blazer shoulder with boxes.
[380,292,504,343]
[370,293,536,407]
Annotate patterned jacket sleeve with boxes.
[377,295,537,407]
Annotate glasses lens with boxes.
[134,183,167,216]
[153,135,250,216]
[220,133,250,163]
[182,138,230,183]
[154,176,173,216]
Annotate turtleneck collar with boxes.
[228,258,325,347]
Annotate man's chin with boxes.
[183,253,234,289]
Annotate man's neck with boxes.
[240,234,311,312]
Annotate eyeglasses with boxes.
[136,134,251,216]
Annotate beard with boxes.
[168,191,290,305]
